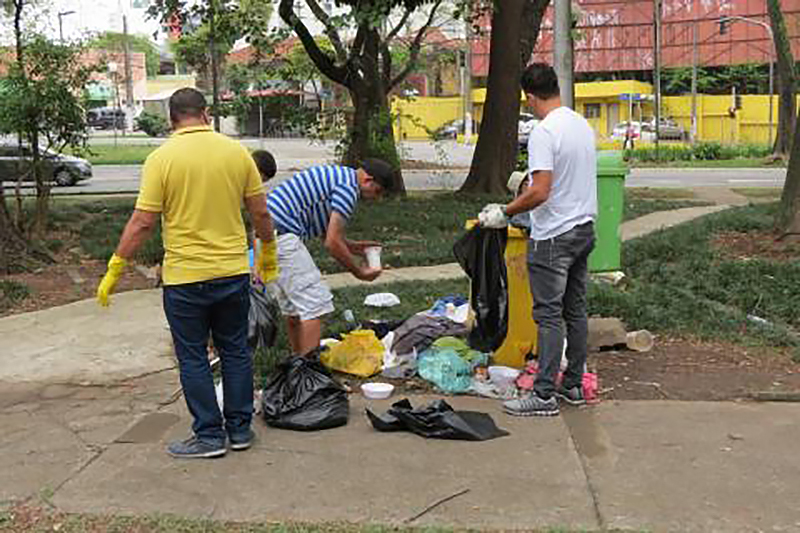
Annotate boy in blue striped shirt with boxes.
[266,158,394,355]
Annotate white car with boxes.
[611,121,655,143]
[518,113,540,148]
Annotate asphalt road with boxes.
[6,165,783,196]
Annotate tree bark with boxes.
[767,0,796,158]
[779,101,800,234]
[460,0,550,194]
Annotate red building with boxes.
[472,0,800,77]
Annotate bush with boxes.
[624,142,769,163]
[135,112,170,137]
[0,280,30,312]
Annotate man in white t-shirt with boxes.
[478,63,597,416]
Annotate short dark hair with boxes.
[360,158,395,191]
[521,63,560,100]
[252,150,276,180]
[169,88,207,123]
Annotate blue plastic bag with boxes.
[418,349,473,394]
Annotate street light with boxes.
[57,10,76,43]
[719,16,776,146]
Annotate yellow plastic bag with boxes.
[321,329,383,377]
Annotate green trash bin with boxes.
[588,151,629,272]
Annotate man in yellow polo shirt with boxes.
[96,88,277,459]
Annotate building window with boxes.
[584,103,601,119]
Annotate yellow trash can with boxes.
[464,223,536,368]
[492,226,537,368]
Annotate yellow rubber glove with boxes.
[97,254,127,307]
[255,238,279,283]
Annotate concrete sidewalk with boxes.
[2,378,799,531]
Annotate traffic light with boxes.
[719,19,729,35]
[735,94,743,109]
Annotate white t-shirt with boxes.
[527,106,597,240]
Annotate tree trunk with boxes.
[344,29,404,194]
[778,104,800,234]
[767,0,796,158]
[460,0,549,194]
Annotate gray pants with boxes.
[528,222,596,399]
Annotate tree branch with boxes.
[381,42,392,87]
[386,8,412,43]
[389,0,443,90]
[304,0,348,63]
[280,0,349,86]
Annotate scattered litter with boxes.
[728,433,744,441]
[432,337,487,366]
[364,246,382,269]
[487,365,520,396]
[516,361,601,404]
[366,398,509,441]
[262,353,349,431]
[392,315,469,355]
[418,349,473,393]
[747,314,770,326]
[591,271,627,287]
[626,330,654,352]
[361,382,395,400]
[321,329,383,377]
[364,292,401,308]
[248,285,281,352]
[215,381,224,412]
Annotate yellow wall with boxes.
[392,79,782,145]
[392,96,464,140]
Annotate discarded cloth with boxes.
[391,314,469,355]
[366,398,509,441]
[453,227,509,352]
[361,319,404,341]
[262,354,349,431]
[516,361,600,404]
[321,329,384,377]
[364,292,401,308]
[432,337,488,367]
[429,295,468,316]
[418,349,473,393]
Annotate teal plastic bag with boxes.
[418,349,473,393]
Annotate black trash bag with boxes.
[452,227,509,352]
[261,353,349,431]
[248,286,280,351]
[366,398,509,441]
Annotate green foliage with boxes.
[659,64,770,96]
[0,280,30,312]
[89,32,161,78]
[624,143,771,163]
[135,111,170,137]
[591,203,800,356]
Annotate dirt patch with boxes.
[592,337,800,401]
[712,230,800,263]
[400,158,467,170]
[0,259,154,317]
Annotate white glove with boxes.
[478,204,508,229]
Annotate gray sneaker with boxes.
[503,393,559,417]
[167,436,227,459]
[555,385,586,406]
[229,429,255,451]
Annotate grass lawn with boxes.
[623,188,711,221]
[731,187,783,200]
[629,158,786,168]
[590,202,800,358]
[78,144,159,165]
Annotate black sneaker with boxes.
[555,385,586,406]
[229,429,255,451]
[503,393,559,417]
[167,436,226,459]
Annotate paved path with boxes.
[4,187,798,531]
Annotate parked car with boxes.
[432,118,480,140]
[87,107,126,130]
[0,144,92,186]
[641,117,686,141]
[518,112,540,149]
[611,121,658,143]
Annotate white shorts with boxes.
[270,233,335,321]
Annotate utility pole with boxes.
[554,0,575,108]
[691,21,698,143]
[123,14,135,134]
[653,0,662,155]
[463,14,474,144]
[209,0,221,132]
[57,10,75,44]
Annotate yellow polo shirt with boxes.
[135,125,264,286]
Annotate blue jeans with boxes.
[528,222,596,399]
[163,274,252,444]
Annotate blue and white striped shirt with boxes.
[267,165,360,239]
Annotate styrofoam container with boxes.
[361,382,395,400]
[488,366,521,388]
